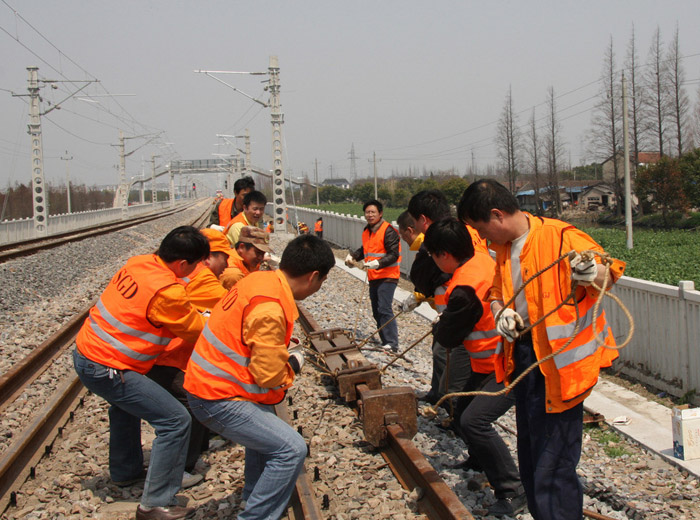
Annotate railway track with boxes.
[0,201,201,264]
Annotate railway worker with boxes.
[297,221,309,234]
[225,190,268,246]
[458,179,626,520]
[314,217,323,239]
[72,225,210,520]
[219,226,273,290]
[148,228,231,488]
[345,199,401,352]
[406,190,472,403]
[184,234,335,520]
[424,218,526,517]
[209,176,255,228]
[396,209,449,404]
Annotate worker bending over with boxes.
[220,226,272,290]
[184,235,335,520]
[424,218,525,517]
[73,226,210,520]
[148,228,230,488]
[459,179,625,520]
[345,199,401,352]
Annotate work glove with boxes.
[263,252,271,263]
[364,259,380,270]
[344,254,355,267]
[570,253,598,284]
[287,339,305,374]
[209,224,225,232]
[401,293,420,312]
[496,308,525,343]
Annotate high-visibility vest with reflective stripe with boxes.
[76,254,178,373]
[445,250,502,374]
[492,215,623,412]
[218,199,235,227]
[155,263,223,371]
[433,284,449,313]
[362,221,401,281]
[184,270,295,403]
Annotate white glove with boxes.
[496,308,525,343]
[570,253,598,284]
[263,252,271,262]
[287,341,305,373]
[401,294,419,312]
[344,254,355,267]
[364,259,380,270]
[210,224,225,232]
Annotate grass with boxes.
[301,203,404,223]
[584,425,635,459]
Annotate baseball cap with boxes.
[238,226,274,253]
[200,228,231,255]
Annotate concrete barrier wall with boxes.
[289,205,700,399]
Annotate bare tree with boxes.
[667,25,690,157]
[624,24,646,177]
[589,36,623,214]
[644,26,670,156]
[691,83,700,148]
[525,107,542,215]
[545,86,564,215]
[496,85,520,192]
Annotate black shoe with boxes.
[112,469,147,487]
[487,493,528,517]
[450,457,483,472]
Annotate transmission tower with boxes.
[349,143,358,183]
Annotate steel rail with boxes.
[295,302,474,520]
[0,201,202,263]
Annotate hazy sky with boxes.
[2,1,700,195]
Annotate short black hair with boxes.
[363,199,383,213]
[233,176,255,195]
[423,218,474,262]
[243,190,267,207]
[396,210,416,231]
[408,190,451,222]
[280,235,335,278]
[157,226,210,264]
[458,179,519,223]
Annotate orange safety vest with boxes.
[433,284,449,313]
[76,254,179,373]
[155,263,225,371]
[466,223,490,256]
[224,211,248,235]
[445,250,502,374]
[491,215,625,412]
[184,270,296,403]
[218,199,235,228]
[314,220,323,233]
[362,221,401,281]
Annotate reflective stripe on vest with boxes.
[96,298,172,346]
[433,285,448,313]
[86,315,160,362]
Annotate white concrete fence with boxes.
[0,201,177,244]
[288,205,700,402]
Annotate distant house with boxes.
[601,151,661,183]
[579,184,617,211]
[516,183,588,212]
[321,178,351,190]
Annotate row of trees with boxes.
[495,24,700,216]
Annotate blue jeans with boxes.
[187,395,307,520]
[369,279,398,349]
[73,349,191,507]
[512,335,583,520]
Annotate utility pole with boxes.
[349,143,358,183]
[370,151,380,199]
[622,73,633,249]
[118,130,128,218]
[60,150,73,214]
[151,155,159,204]
[329,164,333,180]
[268,56,287,234]
[26,67,48,234]
[315,158,320,206]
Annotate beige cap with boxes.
[238,226,274,253]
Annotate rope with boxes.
[349,261,369,344]
[421,249,635,417]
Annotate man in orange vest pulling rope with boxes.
[459,179,625,520]
[73,226,211,520]
[184,235,335,520]
[345,199,401,352]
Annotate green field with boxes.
[580,226,700,287]
[303,204,700,287]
